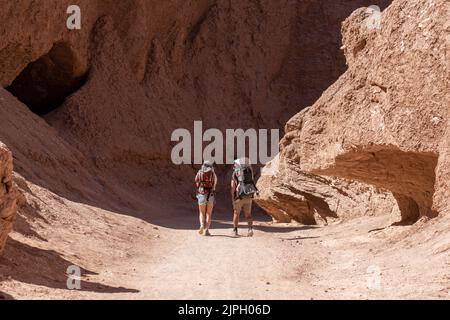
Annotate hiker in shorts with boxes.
[231,158,258,237]
[195,160,217,236]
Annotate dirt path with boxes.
[1,205,449,300]
[127,218,318,300]
[102,213,450,300]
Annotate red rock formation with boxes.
[0,144,18,254]
[259,0,449,224]
[0,0,392,219]
[257,155,398,224]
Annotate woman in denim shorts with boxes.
[195,160,217,236]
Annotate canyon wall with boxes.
[0,0,391,206]
[258,0,449,224]
[0,144,17,254]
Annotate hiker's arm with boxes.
[195,172,199,187]
[230,180,236,200]
[252,170,259,194]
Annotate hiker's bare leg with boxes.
[245,212,253,229]
[206,203,214,230]
[241,199,253,228]
[198,204,206,228]
[233,210,240,228]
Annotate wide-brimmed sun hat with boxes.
[201,160,213,172]
[234,157,251,167]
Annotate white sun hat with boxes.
[201,160,214,172]
[234,157,251,167]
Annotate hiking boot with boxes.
[204,229,211,236]
[248,228,254,237]
[198,226,205,235]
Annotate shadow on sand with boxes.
[0,291,14,300]
[0,239,139,295]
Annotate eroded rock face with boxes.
[0,0,392,206]
[0,1,397,254]
[0,144,18,255]
[434,120,450,214]
[257,155,398,224]
[0,0,214,88]
[260,0,449,223]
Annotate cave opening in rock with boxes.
[6,42,87,116]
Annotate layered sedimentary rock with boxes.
[0,144,18,254]
[259,0,449,223]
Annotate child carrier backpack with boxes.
[235,164,258,199]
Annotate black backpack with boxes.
[235,165,258,199]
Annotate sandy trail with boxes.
[1,202,449,300]
[101,213,450,300]
[128,216,312,300]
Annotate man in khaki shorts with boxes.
[232,196,253,237]
[230,158,257,237]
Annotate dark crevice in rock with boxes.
[391,193,420,225]
[6,42,88,116]
[187,4,215,43]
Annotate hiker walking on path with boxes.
[231,158,258,237]
[195,160,217,236]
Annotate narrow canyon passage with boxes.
[1,0,448,301]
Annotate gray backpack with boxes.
[235,164,258,199]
